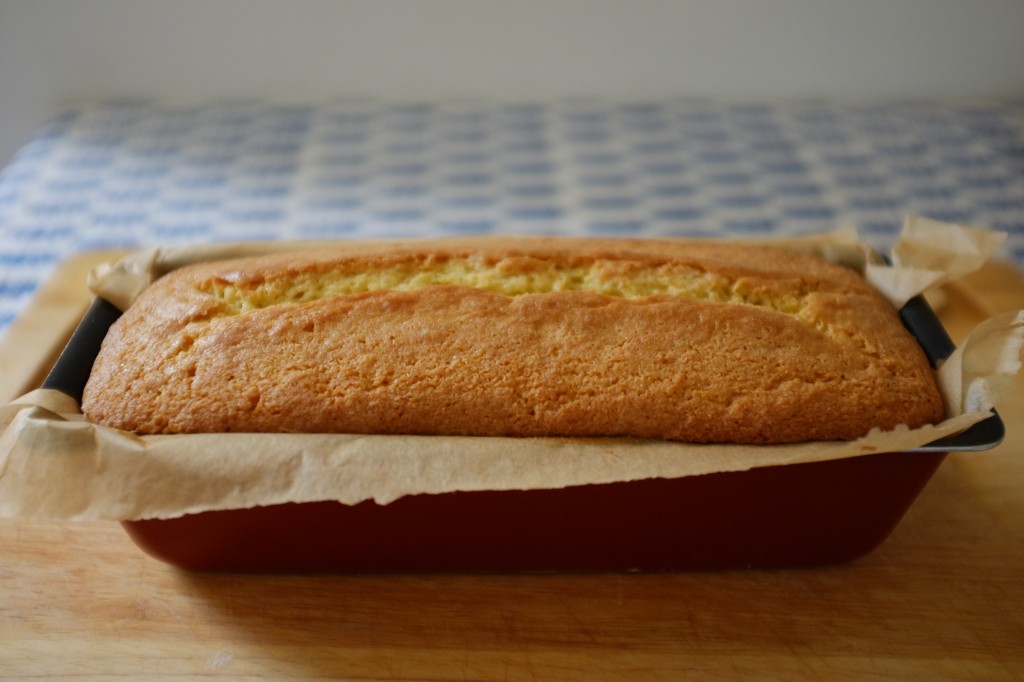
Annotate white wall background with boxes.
[2,0,1023,165]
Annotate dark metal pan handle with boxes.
[42,297,123,404]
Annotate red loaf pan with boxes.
[44,295,1004,572]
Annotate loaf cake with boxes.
[81,237,946,444]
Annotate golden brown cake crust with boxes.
[81,237,945,443]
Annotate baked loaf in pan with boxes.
[81,237,945,444]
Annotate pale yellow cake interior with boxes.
[198,257,809,318]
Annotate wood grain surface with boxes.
[1,252,1022,681]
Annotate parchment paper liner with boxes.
[1,215,1021,521]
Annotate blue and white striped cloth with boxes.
[2,98,1023,335]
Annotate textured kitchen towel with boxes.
[1,98,1022,335]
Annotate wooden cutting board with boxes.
[1,252,1023,681]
